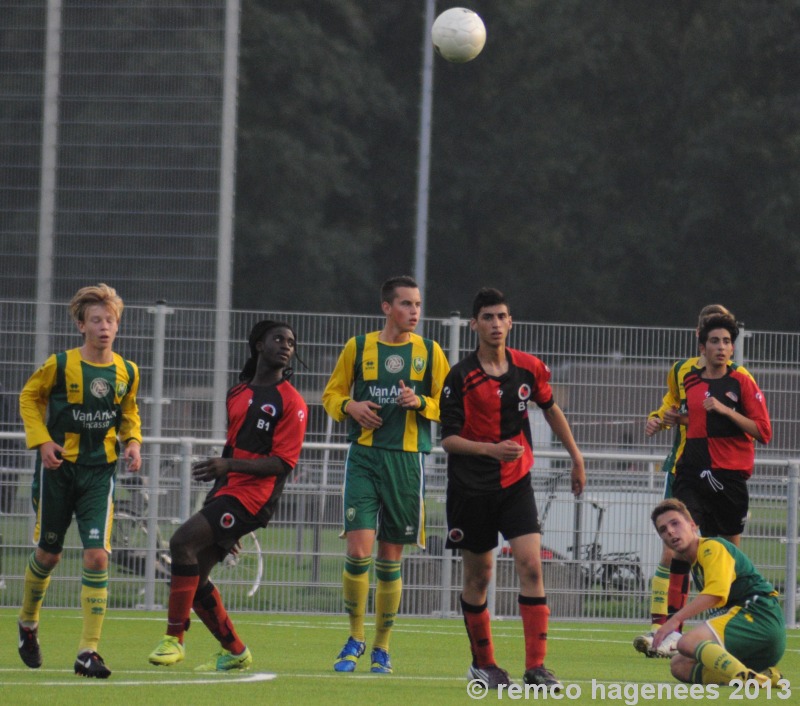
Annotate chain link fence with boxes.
[1,301,798,624]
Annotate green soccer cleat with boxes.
[194,647,253,672]
[148,635,185,666]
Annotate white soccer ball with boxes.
[431,7,486,63]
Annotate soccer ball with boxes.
[431,8,486,63]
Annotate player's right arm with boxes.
[19,355,64,468]
[321,338,382,428]
[646,359,683,434]
[322,338,358,422]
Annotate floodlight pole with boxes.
[212,0,241,438]
[413,0,436,309]
[34,0,63,366]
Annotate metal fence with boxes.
[1,1,231,307]
[1,301,799,625]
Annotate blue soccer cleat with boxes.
[334,636,366,672]
[370,647,393,673]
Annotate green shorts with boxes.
[32,460,116,553]
[706,595,786,672]
[342,444,426,547]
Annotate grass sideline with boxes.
[1,609,797,706]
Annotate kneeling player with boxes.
[650,499,784,686]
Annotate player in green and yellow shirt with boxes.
[650,499,785,687]
[17,284,142,679]
[322,275,449,674]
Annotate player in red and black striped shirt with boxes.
[148,320,307,672]
[440,288,585,691]
[674,314,771,546]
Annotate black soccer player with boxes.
[440,288,585,690]
[148,320,307,671]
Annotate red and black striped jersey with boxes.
[677,367,771,477]
[210,378,307,522]
[440,348,554,493]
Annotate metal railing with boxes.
[1,431,797,626]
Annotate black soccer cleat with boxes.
[18,623,43,668]
[74,650,112,678]
[523,665,563,692]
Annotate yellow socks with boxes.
[19,553,52,625]
[373,559,402,651]
[649,563,670,628]
[78,568,108,653]
[342,555,371,642]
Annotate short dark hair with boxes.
[472,287,508,319]
[698,313,739,345]
[381,275,418,304]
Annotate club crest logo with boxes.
[412,356,426,374]
[115,382,128,397]
[90,378,110,398]
[385,355,404,374]
[448,528,464,543]
[346,507,357,522]
[518,384,531,401]
[220,513,235,529]
[261,403,277,416]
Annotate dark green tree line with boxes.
[234,1,800,330]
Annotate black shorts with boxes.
[672,467,749,537]
[446,475,540,554]
[199,494,263,560]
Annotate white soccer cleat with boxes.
[633,630,680,658]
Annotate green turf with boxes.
[2,609,797,705]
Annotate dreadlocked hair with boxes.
[238,320,305,382]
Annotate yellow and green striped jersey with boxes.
[19,348,142,466]
[322,331,449,452]
[692,537,777,612]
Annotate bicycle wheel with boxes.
[602,562,645,592]
[215,531,263,598]
[111,505,172,581]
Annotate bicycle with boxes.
[112,475,172,582]
[536,471,645,592]
[112,474,264,598]
[566,499,645,592]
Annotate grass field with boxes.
[1,609,797,706]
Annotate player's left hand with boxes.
[570,454,586,496]
[124,441,142,472]
[396,380,420,410]
[702,397,728,416]
[192,457,229,481]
